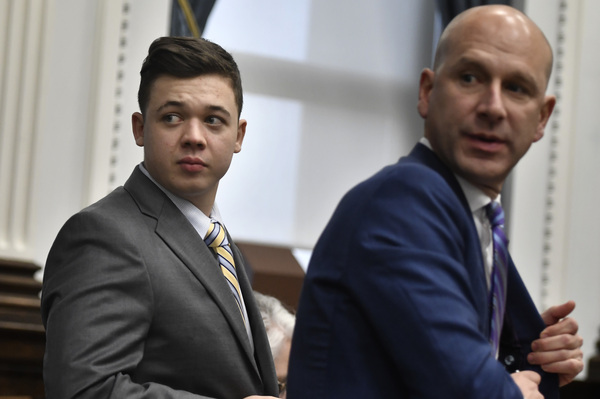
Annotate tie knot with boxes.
[204,219,229,248]
[486,201,505,229]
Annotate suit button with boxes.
[504,355,515,366]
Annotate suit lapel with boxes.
[407,143,491,332]
[231,242,279,393]
[124,167,259,373]
[405,146,559,396]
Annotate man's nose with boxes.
[182,120,207,148]
[477,82,507,124]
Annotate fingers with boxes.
[538,357,584,387]
[536,356,583,375]
[531,301,584,388]
[528,347,583,367]
[529,331,583,369]
[532,326,583,352]
[511,371,543,399]
[539,316,579,338]
[540,300,575,326]
[528,333,584,387]
[513,370,541,384]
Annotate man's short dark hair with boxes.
[138,36,243,117]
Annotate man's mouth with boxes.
[466,133,505,152]
[178,157,207,172]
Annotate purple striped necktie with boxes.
[486,201,509,355]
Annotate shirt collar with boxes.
[138,163,222,238]
[418,137,498,212]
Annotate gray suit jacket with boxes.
[41,166,278,399]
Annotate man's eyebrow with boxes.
[154,102,232,118]
[155,100,184,113]
[206,105,231,118]
[453,56,485,69]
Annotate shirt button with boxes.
[504,355,515,366]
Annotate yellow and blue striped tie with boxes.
[204,220,247,327]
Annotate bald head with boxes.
[417,4,557,197]
[433,5,553,87]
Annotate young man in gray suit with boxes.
[42,37,279,399]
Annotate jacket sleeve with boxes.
[293,162,525,398]
[41,210,217,399]
[350,166,524,397]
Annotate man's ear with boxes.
[132,112,145,147]
[417,68,435,119]
[234,119,247,153]
[534,94,556,142]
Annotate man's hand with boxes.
[511,371,543,399]
[527,300,584,386]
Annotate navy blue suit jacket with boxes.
[287,144,558,398]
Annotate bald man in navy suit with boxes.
[288,6,583,399]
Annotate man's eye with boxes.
[206,116,223,125]
[163,114,182,123]
[460,73,477,83]
[506,83,526,94]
